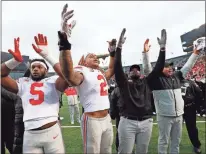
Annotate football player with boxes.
[58,4,126,153]
[1,34,70,153]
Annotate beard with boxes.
[31,74,46,81]
[131,75,140,80]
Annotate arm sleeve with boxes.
[114,48,127,88]
[142,52,152,76]
[180,53,199,79]
[147,49,165,81]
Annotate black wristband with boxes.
[160,47,165,51]
[59,40,71,51]
[58,31,72,51]
[109,51,115,57]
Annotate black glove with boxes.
[58,31,71,51]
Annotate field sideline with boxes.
[5,97,206,154]
[59,97,206,154]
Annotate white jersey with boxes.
[65,87,79,105]
[74,65,110,112]
[16,76,61,130]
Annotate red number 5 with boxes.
[29,82,44,105]
[97,74,108,96]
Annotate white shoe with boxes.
[60,117,64,120]
[71,121,74,124]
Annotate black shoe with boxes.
[194,147,202,154]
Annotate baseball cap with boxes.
[130,64,140,72]
[164,62,173,67]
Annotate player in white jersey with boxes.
[65,87,81,124]
[1,34,70,153]
[57,4,126,153]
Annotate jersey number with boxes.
[97,74,108,96]
[29,82,44,105]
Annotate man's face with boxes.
[163,66,174,76]
[129,68,141,79]
[30,63,47,81]
[84,53,99,69]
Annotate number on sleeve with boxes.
[97,74,108,96]
[29,82,44,105]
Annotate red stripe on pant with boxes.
[83,114,88,154]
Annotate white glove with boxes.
[157,29,167,49]
[117,28,126,49]
[61,4,76,38]
[32,34,58,66]
[193,37,205,54]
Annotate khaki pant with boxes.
[118,117,153,154]
[157,115,183,154]
[23,122,65,154]
[81,113,113,154]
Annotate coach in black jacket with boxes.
[1,86,24,154]
[145,29,200,154]
[181,78,204,154]
[109,86,123,152]
[114,33,154,153]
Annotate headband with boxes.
[31,61,47,70]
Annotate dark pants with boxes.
[115,116,120,152]
[1,103,15,154]
[183,105,201,148]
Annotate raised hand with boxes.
[157,29,167,49]
[8,37,23,62]
[117,28,126,49]
[143,39,151,53]
[32,34,49,58]
[78,55,85,66]
[58,31,71,51]
[193,37,205,54]
[61,4,76,38]
[107,39,117,53]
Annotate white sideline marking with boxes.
[61,121,206,128]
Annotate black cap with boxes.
[130,64,140,72]
[164,62,173,67]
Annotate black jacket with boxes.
[114,48,153,118]
[181,79,204,110]
[1,87,24,154]
[109,87,123,120]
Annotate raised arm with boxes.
[32,33,70,92]
[147,29,167,80]
[142,39,152,76]
[104,39,116,80]
[179,48,200,79]
[58,4,83,87]
[114,28,127,88]
[1,37,22,93]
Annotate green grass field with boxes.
[59,95,206,154]
[5,95,206,154]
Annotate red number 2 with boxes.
[29,82,44,105]
[97,74,108,96]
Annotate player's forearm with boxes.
[1,58,21,77]
[59,50,75,81]
[105,56,115,80]
[53,63,66,79]
[1,63,12,77]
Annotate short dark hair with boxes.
[30,59,49,70]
